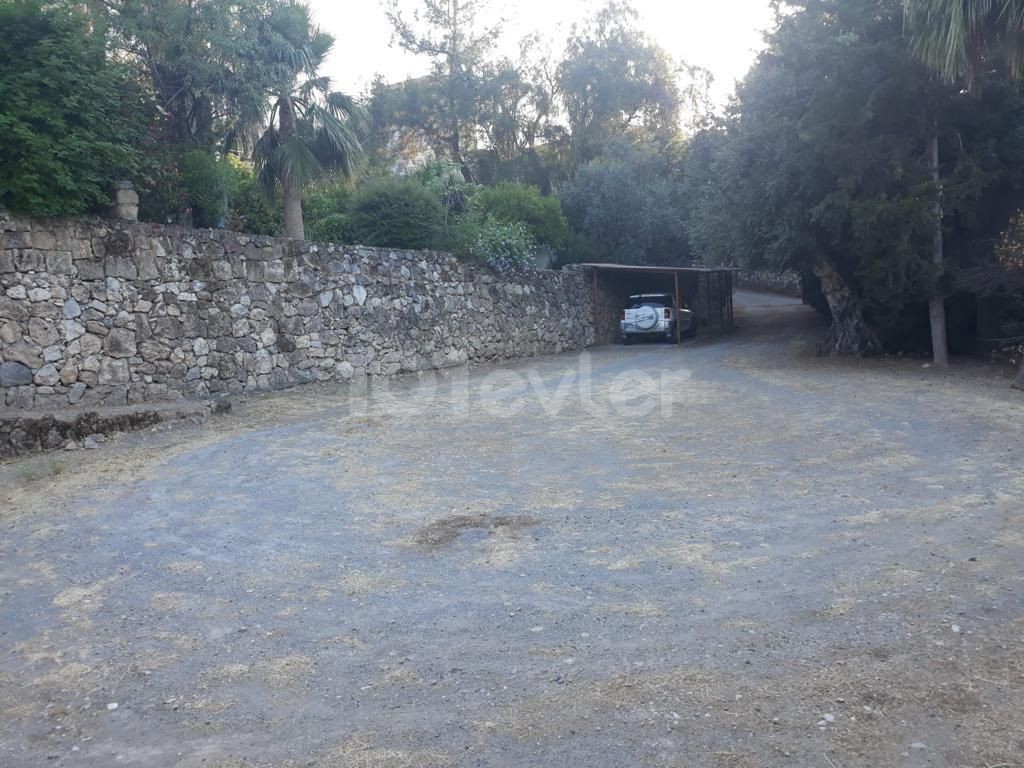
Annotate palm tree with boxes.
[251,1,365,239]
[905,1,1024,370]
[905,0,1024,87]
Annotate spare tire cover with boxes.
[634,305,659,330]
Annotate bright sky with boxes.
[311,0,777,109]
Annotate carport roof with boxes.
[578,263,736,274]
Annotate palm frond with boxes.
[325,91,370,133]
[276,137,324,188]
[252,128,282,201]
[308,29,335,68]
[298,75,331,101]
[303,102,365,178]
[243,1,366,200]
[905,0,1024,85]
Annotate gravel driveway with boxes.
[2,291,1023,768]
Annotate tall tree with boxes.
[0,0,148,216]
[250,1,365,239]
[905,0,1024,86]
[476,39,556,164]
[386,0,503,180]
[561,137,689,265]
[98,0,267,149]
[685,0,1024,356]
[558,1,681,164]
[905,0,1024,373]
[473,35,569,191]
[366,75,449,173]
[960,211,1024,388]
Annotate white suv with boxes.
[620,293,694,344]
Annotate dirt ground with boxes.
[2,291,1023,768]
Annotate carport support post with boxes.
[674,271,682,345]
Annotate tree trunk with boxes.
[1013,359,1024,391]
[279,98,305,240]
[282,177,304,241]
[813,258,883,356]
[928,125,950,366]
[446,8,473,184]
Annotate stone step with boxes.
[0,399,230,459]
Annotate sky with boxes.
[310,0,777,109]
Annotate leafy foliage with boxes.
[0,0,147,216]
[558,2,681,164]
[683,0,1024,351]
[385,0,502,178]
[225,157,283,235]
[377,1,705,185]
[905,0,1024,87]
[250,1,366,238]
[348,177,445,250]
[561,138,688,265]
[302,179,353,242]
[471,184,569,250]
[453,212,537,271]
[476,42,559,162]
[179,151,230,228]
[411,160,478,221]
[102,0,267,149]
[305,212,353,244]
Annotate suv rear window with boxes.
[627,295,672,308]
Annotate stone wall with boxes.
[734,269,802,298]
[0,213,594,409]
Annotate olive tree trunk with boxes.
[813,258,883,356]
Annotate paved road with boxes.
[2,293,1023,768]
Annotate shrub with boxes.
[472,183,569,251]
[560,230,610,266]
[0,0,147,216]
[454,213,537,272]
[412,160,478,217]
[303,179,353,242]
[180,150,229,228]
[307,212,354,243]
[348,177,445,249]
[304,179,353,220]
[136,143,188,225]
[225,158,282,236]
[560,138,687,265]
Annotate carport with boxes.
[582,264,735,345]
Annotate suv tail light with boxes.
[664,308,671,319]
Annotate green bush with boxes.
[560,230,610,266]
[348,178,445,249]
[0,0,147,216]
[412,160,478,217]
[180,150,229,227]
[148,153,282,234]
[306,212,354,243]
[304,179,353,220]
[136,146,186,225]
[303,179,353,242]
[472,183,569,251]
[225,158,282,236]
[454,213,537,271]
[560,138,688,265]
